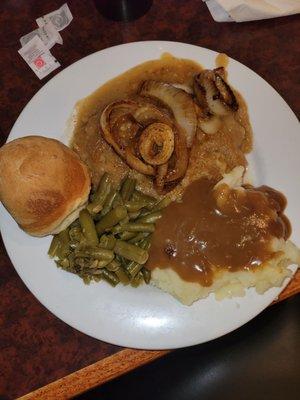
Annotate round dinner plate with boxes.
[1,41,299,349]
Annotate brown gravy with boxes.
[71,54,252,198]
[216,53,229,69]
[147,179,291,286]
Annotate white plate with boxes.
[1,41,299,349]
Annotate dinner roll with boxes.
[0,136,91,236]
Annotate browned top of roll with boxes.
[0,136,91,236]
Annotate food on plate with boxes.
[148,167,300,305]
[71,53,252,199]
[194,68,238,117]
[139,80,197,147]
[49,174,167,286]
[67,53,299,302]
[1,54,298,305]
[0,136,90,236]
[100,98,188,191]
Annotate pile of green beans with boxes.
[48,174,168,287]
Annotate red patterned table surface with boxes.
[0,1,299,398]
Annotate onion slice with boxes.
[125,146,155,176]
[140,81,197,148]
[139,123,174,166]
[100,97,189,191]
[193,69,238,116]
[164,125,189,184]
[156,163,169,191]
[100,100,139,157]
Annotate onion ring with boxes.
[139,123,174,166]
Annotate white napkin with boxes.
[203,0,300,22]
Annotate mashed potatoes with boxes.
[150,167,300,305]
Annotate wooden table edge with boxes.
[18,269,299,400]
[18,349,169,400]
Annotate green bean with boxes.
[68,253,75,269]
[82,274,93,285]
[114,240,149,264]
[55,260,62,270]
[89,269,102,275]
[124,260,135,271]
[132,190,156,207]
[121,177,136,201]
[96,172,110,193]
[97,259,112,268]
[76,235,88,251]
[111,225,122,234]
[128,232,150,244]
[124,201,149,212]
[115,268,130,285]
[130,271,144,287]
[87,173,111,213]
[57,258,70,269]
[116,254,129,269]
[106,259,121,272]
[92,212,102,222]
[112,192,123,208]
[119,231,136,241]
[116,223,155,233]
[119,215,130,226]
[87,195,110,213]
[99,234,116,250]
[140,237,152,251]
[101,188,118,216]
[75,247,114,261]
[87,259,99,269]
[48,235,60,258]
[49,171,160,289]
[137,211,162,224]
[142,267,151,284]
[56,229,70,259]
[128,211,141,220]
[151,197,172,212]
[100,269,120,287]
[126,261,143,278]
[96,205,127,234]
[69,226,82,241]
[137,208,148,218]
[79,209,99,246]
[85,258,111,268]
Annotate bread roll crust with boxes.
[0,136,91,236]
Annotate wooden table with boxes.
[0,1,299,398]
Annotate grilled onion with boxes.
[194,68,238,117]
[125,146,155,176]
[156,163,169,191]
[139,80,197,147]
[133,105,169,126]
[164,126,188,184]
[139,123,174,166]
[100,100,139,156]
[100,98,188,191]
